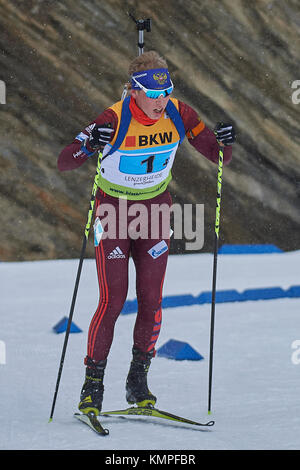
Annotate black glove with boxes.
[214,122,236,146]
[88,123,114,149]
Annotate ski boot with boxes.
[78,357,107,416]
[126,347,157,407]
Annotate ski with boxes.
[100,405,214,428]
[74,412,109,436]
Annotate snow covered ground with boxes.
[1,250,300,451]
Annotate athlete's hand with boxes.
[214,122,236,146]
[89,123,114,149]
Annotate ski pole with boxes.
[207,144,224,415]
[49,150,102,422]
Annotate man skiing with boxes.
[58,50,235,417]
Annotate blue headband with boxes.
[131,68,172,90]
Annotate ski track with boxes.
[1,252,300,450]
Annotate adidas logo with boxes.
[107,246,126,259]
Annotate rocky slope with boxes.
[0,0,299,261]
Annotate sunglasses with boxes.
[131,76,174,99]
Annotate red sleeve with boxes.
[178,101,232,165]
[57,108,119,171]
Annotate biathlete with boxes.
[58,50,235,416]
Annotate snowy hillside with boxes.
[1,250,300,450]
